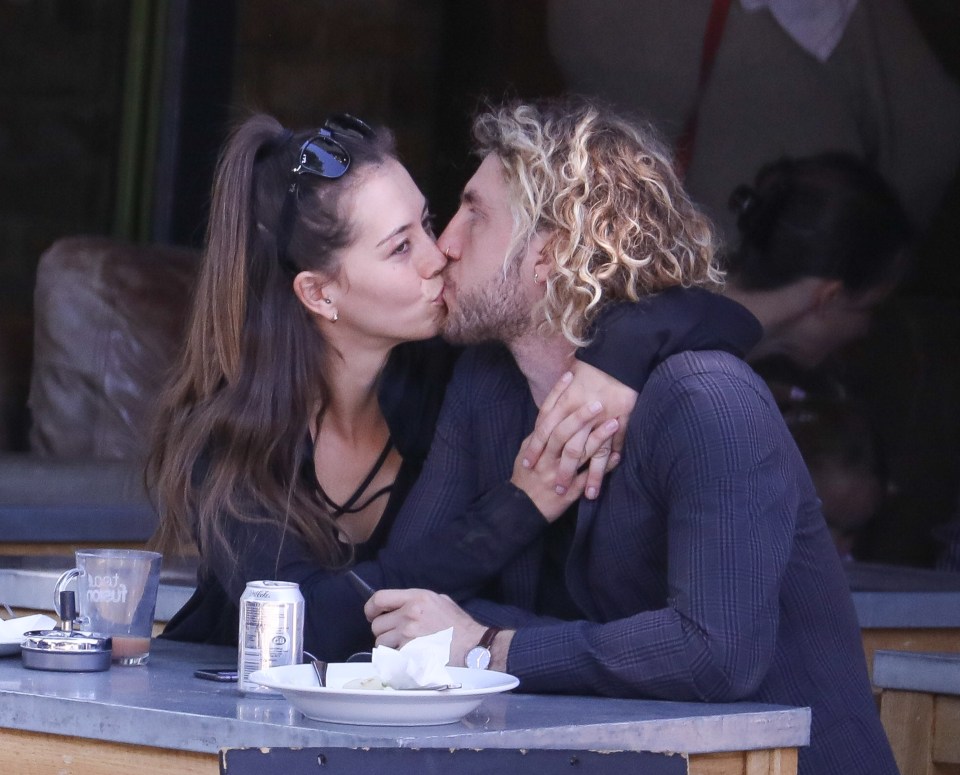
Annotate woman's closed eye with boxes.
[390,238,411,256]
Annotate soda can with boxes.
[238,580,304,694]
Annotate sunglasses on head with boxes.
[276,114,374,273]
[290,114,375,181]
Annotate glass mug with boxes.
[54,549,162,666]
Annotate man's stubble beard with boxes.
[441,256,533,346]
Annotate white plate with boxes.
[0,614,57,657]
[249,662,519,726]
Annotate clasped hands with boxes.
[512,359,638,521]
[364,361,637,661]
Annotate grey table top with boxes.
[845,561,960,628]
[0,639,810,756]
[873,650,960,696]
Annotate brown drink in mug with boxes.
[54,549,162,665]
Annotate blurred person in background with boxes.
[722,151,913,370]
[765,378,887,560]
[547,0,960,244]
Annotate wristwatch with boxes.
[464,627,501,669]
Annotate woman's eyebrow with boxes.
[376,223,411,247]
[376,200,431,248]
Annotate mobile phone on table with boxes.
[194,667,238,682]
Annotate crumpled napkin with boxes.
[0,614,57,642]
[371,628,454,689]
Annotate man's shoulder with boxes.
[650,348,760,387]
[626,350,790,475]
[636,349,775,423]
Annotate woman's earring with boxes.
[331,311,339,323]
[534,272,540,282]
[323,297,332,304]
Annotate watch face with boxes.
[465,646,491,670]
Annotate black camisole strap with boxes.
[316,436,395,517]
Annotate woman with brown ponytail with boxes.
[148,113,462,657]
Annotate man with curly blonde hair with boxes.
[368,97,896,775]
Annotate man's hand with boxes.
[365,589,486,667]
[519,360,638,502]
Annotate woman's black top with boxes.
[162,337,459,658]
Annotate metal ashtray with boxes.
[21,629,112,672]
[20,589,112,672]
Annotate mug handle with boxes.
[53,568,81,618]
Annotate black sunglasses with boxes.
[276,114,375,273]
[291,114,374,180]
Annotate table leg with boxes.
[0,727,217,775]
[688,748,798,775]
[879,689,953,775]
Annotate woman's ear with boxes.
[293,271,339,322]
[812,278,845,313]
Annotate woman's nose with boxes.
[419,240,447,278]
[436,219,462,263]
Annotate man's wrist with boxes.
[489,628,514,672]
[464,625,499,669]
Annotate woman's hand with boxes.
[511,407,619,520]
[365,588,485,666]
[518,361,638,507]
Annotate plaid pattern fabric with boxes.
[390,343,897,775]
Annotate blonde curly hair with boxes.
[472,96,723,345]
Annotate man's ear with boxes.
[531,231,554,284]
[293,270,339,322]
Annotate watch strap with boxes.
[477,626,501,651]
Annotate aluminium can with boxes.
[238,580,304,694]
